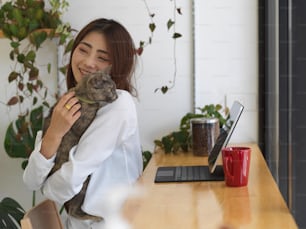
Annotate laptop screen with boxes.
[208,101,244,173]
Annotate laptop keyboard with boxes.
[154,165,224,183]
[175,166,210,181]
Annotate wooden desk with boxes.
[124,144,298,229]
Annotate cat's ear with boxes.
[104,65,112,75]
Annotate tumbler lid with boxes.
[191,117,219,124]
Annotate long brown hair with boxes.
[66,18,137,96]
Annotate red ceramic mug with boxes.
[222,147,251,187]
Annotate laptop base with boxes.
[154,165,224,183]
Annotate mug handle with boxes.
[224,156,234,180]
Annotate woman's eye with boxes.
[79,48,87,53]
[98,56,109,62]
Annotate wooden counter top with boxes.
[123,144,298,229]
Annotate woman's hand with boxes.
[41,91,81,159]
[47,91,81,138]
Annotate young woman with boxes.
[23,18,143,228]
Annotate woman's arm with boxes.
[23,131,55,190]
[41,90,138,203]
[23,91,80,190]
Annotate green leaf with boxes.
[9,50,15,61]
[28,20,39,32]
[27,82,33,94]
[167,19,175,30]
[17,26,27,40]
[215,104,222,111]
[30,106,43,135]
[58,33,68,45]
[149,23,156,32]
[22,160,28,170]
[43,89,48,100]
[59,66,67,75]
[161,86,168,94]
[0,197,25,228]
[12,8,23,24]
[172,32,182,39]
[29,31,47,49]
[29,67,39,81]
[42,101,50,108]
[177,8,182,15]
[154,140,163,148]
[64,38,74,54]
[34,8,44,21]
[36,79,43,89]
[8,24,18,38]
[3,107,43,159]
[26,50,36,62]
[172,130,189,152]
[10,41,20,49]
[47,63,51,73]
[33,96,38,105]
[4,122,26,158]
[19,96,24,103]
[8,71,19,82]
[142,150,152,170]
[161,135,174,153]
[17,53,25,63]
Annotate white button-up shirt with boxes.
[23,89,143,227]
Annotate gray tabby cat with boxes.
[43,68,117,221]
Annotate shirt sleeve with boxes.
[23,131,56,190]
[41,90,138,203]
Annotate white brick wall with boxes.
[194,0,258,143]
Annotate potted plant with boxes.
[0,0,74,227]
[154,104,229,154]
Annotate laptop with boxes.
[154,101,244,183]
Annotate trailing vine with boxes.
[0,0,74,115]
[138,0,182,94]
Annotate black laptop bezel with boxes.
[208,101,244,173]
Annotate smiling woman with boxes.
[66,19,137,96]
[23,18,143,229]
[71,32,111,83]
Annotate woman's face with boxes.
[71,31,111,83]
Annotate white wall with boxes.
[0,0,257,211]
[194,0,258,143]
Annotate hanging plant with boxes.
[138,0,182,94]
[0,0,74,163]
[0,1,74,227]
